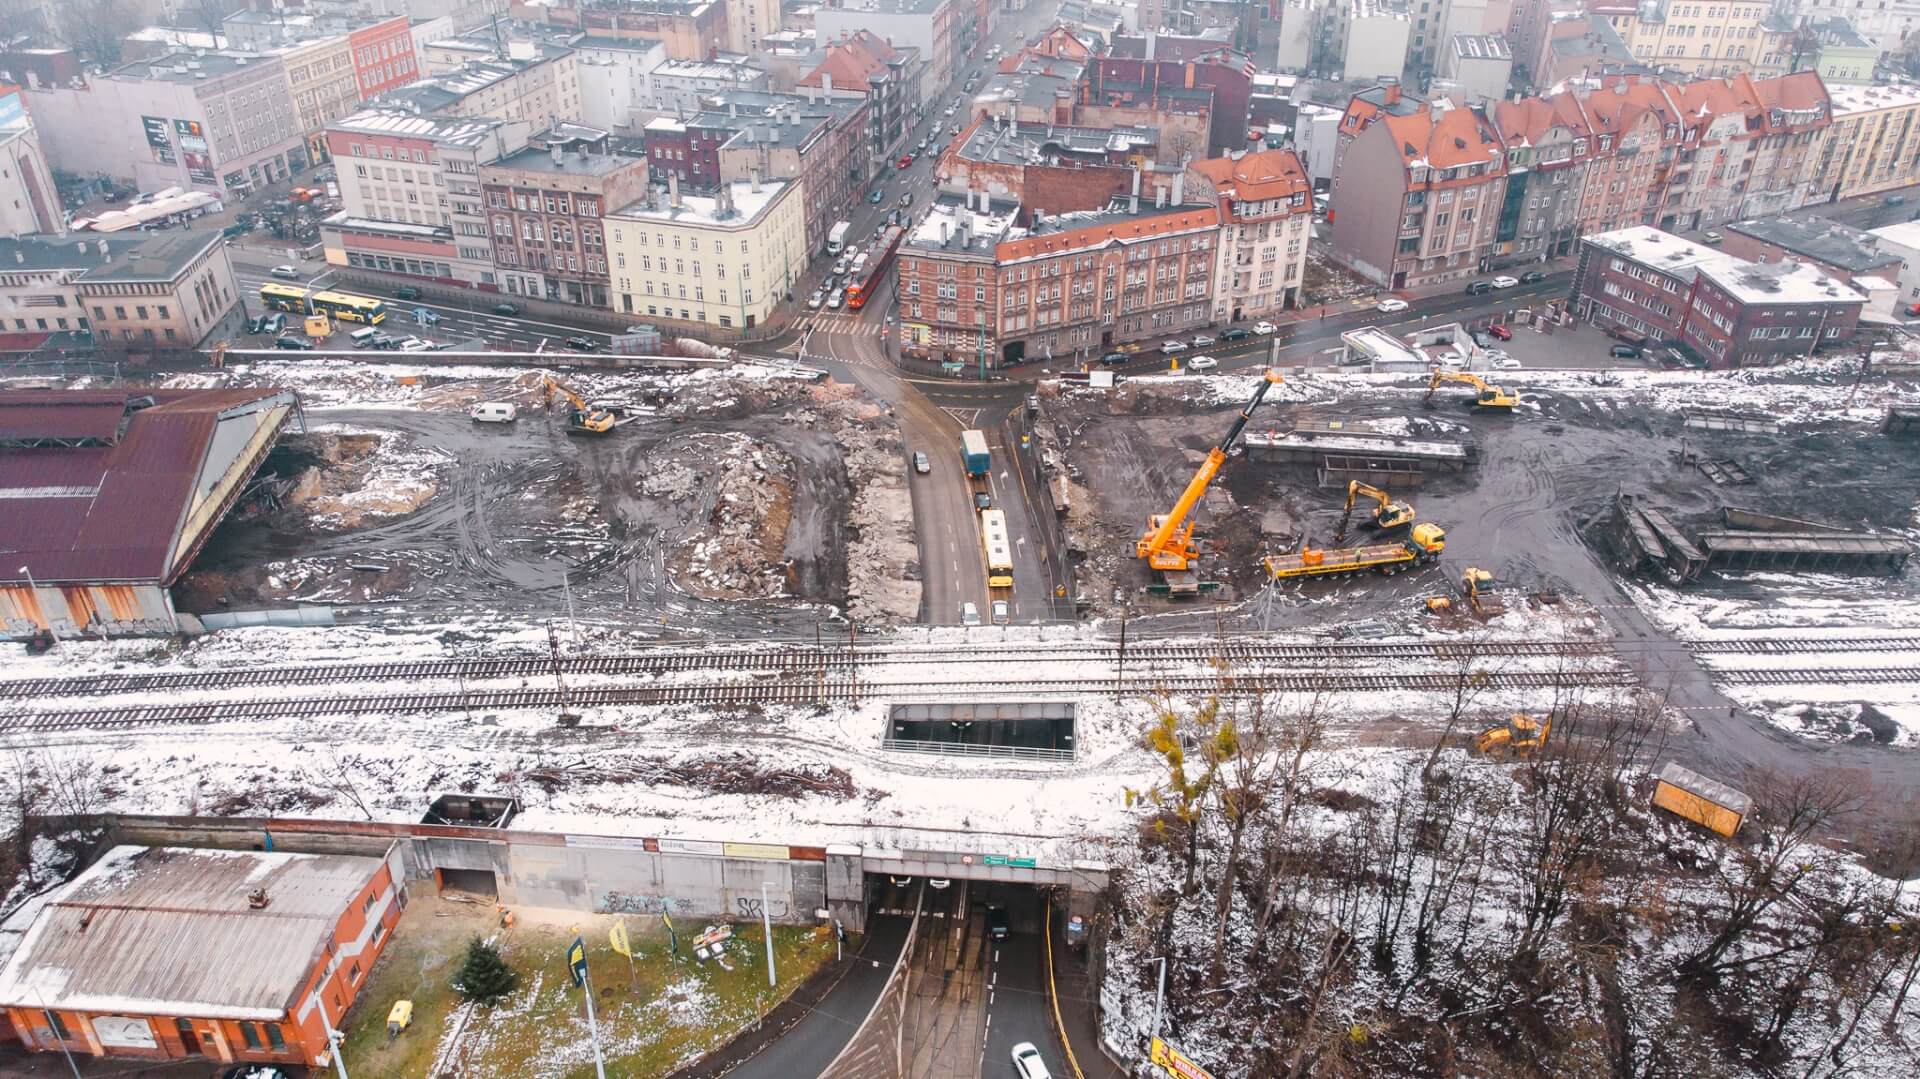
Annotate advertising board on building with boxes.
[142,116,176,164]
[175,119,216,186]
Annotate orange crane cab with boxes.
[1136,369,1284,586]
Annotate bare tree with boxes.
[53,0,137,66]
[186,0,236,48]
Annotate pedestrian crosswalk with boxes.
[791,315,892,338]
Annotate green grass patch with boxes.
[343,902,833,1079]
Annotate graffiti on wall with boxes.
[736,895,791,920]
[599,891,693,916]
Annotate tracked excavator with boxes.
[1136,369,1285,590]
[1425,370,1517,410]
[541,374,618,435]
[1332,480,1416,543]
[1474,713,1552,757]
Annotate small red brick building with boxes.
[0,845,403,1069]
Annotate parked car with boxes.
[245,315,265,334]
[1482,348,1511,362]
[394,285,421,301]
[1464,280,1493,295]
[564,336,599,351]
[1887,194,1908,207]
[961,602,982,627]
[1490,275,1518,289]
[868,188,885,204]
[1486,323,1513,341]
[1160,339,1190,353]
[491,302,519,316]
[1220,326,1251,341]
[470,402,518,424]
[1100,351,1128,365]
[1253,320,1279,334]
[274,335,313,350]
[897,154,914,169]
[1375,298,1409,313]
[991,599,1010,625]
[1492,356,1523,370]
[220,223,250,239]
[1186,354,1218,371]
[1608,343,1641,358]
[269,264,300,279]
[807,290,825,310]
[398,338,433,352]
[1010,1043,1052,1079]
[1189,333,1216,347]
[263,313,286,335]
[1701,231,1724,245]
[1026,393,1040,415]
[913,451,931,474]
[1519,270,1547,284]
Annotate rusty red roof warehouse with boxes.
[0,387,300,639]
[0,845,403,1069]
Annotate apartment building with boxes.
[0,232,241,352]
[1866,220,1920,306]
[650,57,771,115]
[899,181,1221,367]
[799,31,922,163]
[815,0,956,102]
[1800,16,1879,84]
[726,0,782,52]
[1593,0,1795,77]
[938,119,1159,219]
[605,174,807,329]
[1789,0,1920,56]
[1192,149,1313,319]
[645,90,870,254]
[277,35,361,163]
[1719,215,1901,286]
[570,37,669,134]
[1441,33,1514,102]
[322,109,534,286]
[348,15,422,97]
[25,51,308,196]
[516,0,730,62]
[1571,225,1861,366]
[482,129,652,306]
[0,88,59,236]
[1810,82,1920,203]
[378,44,581,126]
[1329,85,1508,288]
[1491,91,1594,264]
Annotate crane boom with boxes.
[1136,369,1284,571]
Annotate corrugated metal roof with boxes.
[0,846,386,1019]
[0,388,294,584]
[0,393,126,441]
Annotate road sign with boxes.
[983,854,1039,868]
[567,935,588,988]
[1150,1037,1216,1079]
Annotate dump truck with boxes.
[1652,761,1752,837]
[960,428,991,477]
[1265,522,1446,580]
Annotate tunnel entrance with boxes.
[884,701,1076,761]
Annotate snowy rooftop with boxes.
[1583,225,1735,283]
[905,193,1023,255]
[0,845,389,1020]
[1697,258,1866,306]
[1341,326,1425,365]
[329,108,508,148]
[609,178,792,228]
[1827,82,1920,115]
[1869,219,1920,251]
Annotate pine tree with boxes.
[453,936,518,1004]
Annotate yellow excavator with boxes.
[1332,480,1416,543]
[1474,713,1552,757]
[540,374,618,435]
[1424,370,1517,410]
[1137,369,1285,581]
[1425,566,1503,617]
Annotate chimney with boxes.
[551,143,564,166]
[1156,182,1168,209]
[97,239,109,256]
[1131,167,1141,214]
[11,250,20,264]
[1383,78,1401,107]
[1145,32,1156,61]
[823,73,833,95]
[941,219,951,245]
[1032,207,1043,231]
[668,171,681,207]
[729,100,737,117]
[750,167,761,193]
[1172,168,1185,206]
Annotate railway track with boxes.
[0,638,1633,702]
[0,669,1645,734]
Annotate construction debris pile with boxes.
[289,428,449,531]
[643,432,797,600]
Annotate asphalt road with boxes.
[726,913,912,1079]
[981,927,1060,1079]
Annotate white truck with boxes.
[827,220,851,256]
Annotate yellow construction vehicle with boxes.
[1425,565,1503,617]
[540,374,618,435]
[1137,369,1285,584]
[1265,522,1446,581]
[1424,370,1517,410]
[1474,713,1552,756]
[1333,480,1415,543]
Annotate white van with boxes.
[469,402,518,424]
[350,326,380,348]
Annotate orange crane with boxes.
[1136,369,1284,581]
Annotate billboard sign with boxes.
[174,119,215,186]
[0,90,26,132]
[141,116,175,164]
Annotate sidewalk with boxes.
[1048,905,1126,1079]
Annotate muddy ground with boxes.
[1049,375,1920,627]
[177,370,916,630]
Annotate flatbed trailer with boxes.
[1265,540,1438,580]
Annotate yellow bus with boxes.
[309,289,388,324]
[256,285,388,324]
[981,508,1013,589]
[259,283,309,313]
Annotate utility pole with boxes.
[1147,955,1168,1052]
[761,881,779,988]
[32,989,81,1079]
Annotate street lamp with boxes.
[17,565,56,643]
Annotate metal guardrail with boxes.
[880,737,1075,762]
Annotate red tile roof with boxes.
[995,206,1219,262]
[800,31,901,90]
[0,388,294,585]
[1192,149,1309,207]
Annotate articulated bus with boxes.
[258,284,389,324]
[981,508,1014,589]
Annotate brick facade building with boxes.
[482,129,651,306]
